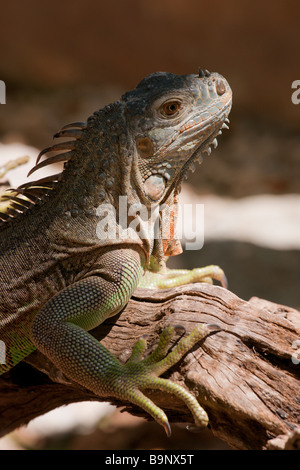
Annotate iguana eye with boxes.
[160,100,181,117]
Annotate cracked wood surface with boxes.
[0,283,299,449]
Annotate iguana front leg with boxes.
[30,247,213,435]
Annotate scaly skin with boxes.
[0,69,232,434]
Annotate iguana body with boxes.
[0,70,232,434]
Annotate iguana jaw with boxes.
[136,101,231,205]
[167,113,231,200]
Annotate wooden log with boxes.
[0,283,299,449]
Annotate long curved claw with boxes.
[163,421,172,437]
[191,265,228,288]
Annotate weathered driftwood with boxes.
[0,283,299,450]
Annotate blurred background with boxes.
[0,0,299,450]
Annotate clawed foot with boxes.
[140,265,228,290]
[111,323,221,436]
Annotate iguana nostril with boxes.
[216,79,226,95]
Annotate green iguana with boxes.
[0,69,232,435]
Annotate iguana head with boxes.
[122,69,232,205]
